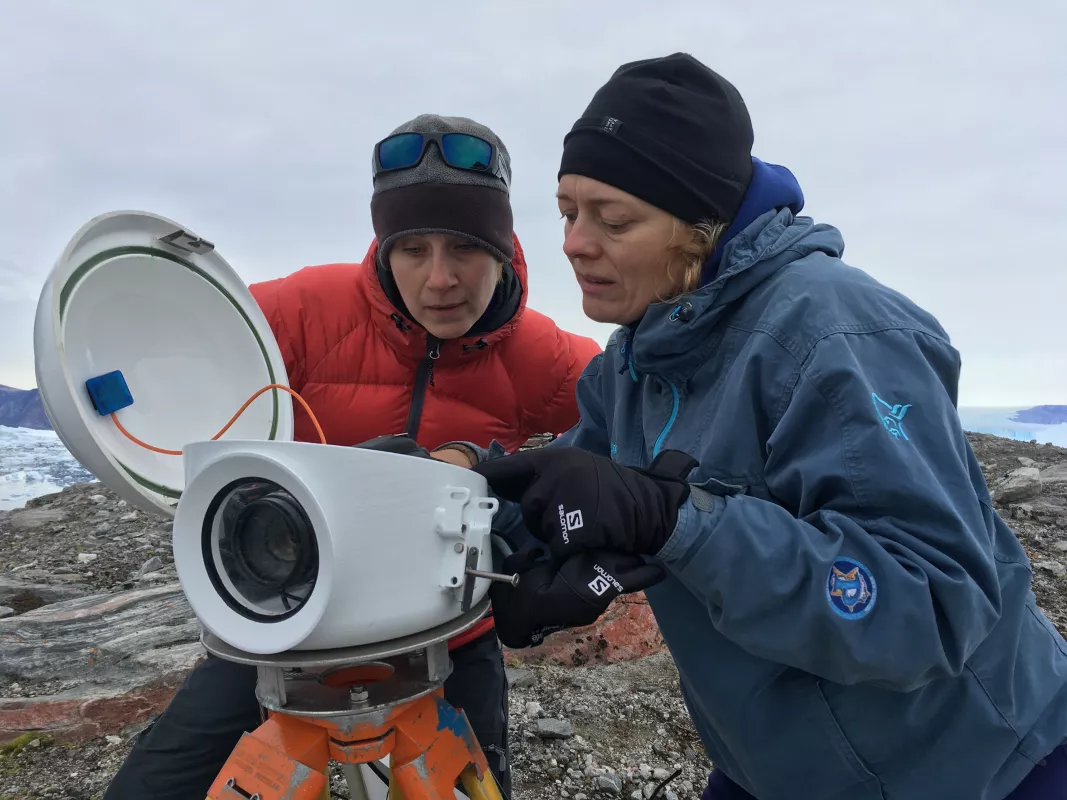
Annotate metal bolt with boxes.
[350,685,369,703]
[454,542,464,553]
[465,567,521,586]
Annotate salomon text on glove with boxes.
[474,446,698,559]
[488,548,666,649]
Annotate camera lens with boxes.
[232,492,313,589]
[204,479,319,621]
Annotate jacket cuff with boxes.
[432,439,508,465]
[655,485,724,563]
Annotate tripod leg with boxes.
[206,715,330,800]
[387,692,499,800]
[459,764,505,800]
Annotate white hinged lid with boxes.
[33,210,294,517]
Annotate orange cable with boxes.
[110,383,327,455]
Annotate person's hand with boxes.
[352,433,433,459]
[430,446,476,469]
[488,547,666,648]
[473,446,698,559]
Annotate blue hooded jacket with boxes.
[477,158,1067,799]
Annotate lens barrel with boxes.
[205,480,319,621]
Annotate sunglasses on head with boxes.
[372,131,511,190]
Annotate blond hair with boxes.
[657,218,728,303]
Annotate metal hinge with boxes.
[435,487,497,594]
[157,228,215,255]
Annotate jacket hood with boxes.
[701,157,806,284]
[626,207,846,381]
[363,232,529,363]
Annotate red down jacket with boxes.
[248,233,601,648]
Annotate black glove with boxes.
[351,433,433,459]
[488,547,666,649]
[473,446,698,560]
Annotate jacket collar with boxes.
[362,233,529,364]
[623,209,846,381]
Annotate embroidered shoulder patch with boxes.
[827,557,877,620]
[872,393,911,440]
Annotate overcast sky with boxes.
[1,1,1064,406]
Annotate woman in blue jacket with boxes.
[439,53,1067,799]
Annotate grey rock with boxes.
[1037,560,1067,578]
[137,556,164,577]
[0,581,197,683]
[535,718,575,739]
[0,576,88,609]
[1041,463,1067,486]
[89,494,108,505]
[993,467,1042,504]
[4,508,67,531]
[596,774,622,795]
[1018,457,1038,467]
[1010,500,1067,526]
[505,667,536,689]
[0,606,14,619]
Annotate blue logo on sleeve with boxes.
[872,393,911,440]
[827,558,877,620]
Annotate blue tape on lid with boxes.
[86,370,134,416]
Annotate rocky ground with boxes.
[0,432,1064,799]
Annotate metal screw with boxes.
[465,567,521,586]
[454,542,464,553]
[350,685,369,703]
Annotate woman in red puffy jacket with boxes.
[103,113,601,800]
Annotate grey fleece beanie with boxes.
[370,114,515,266]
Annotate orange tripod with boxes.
[202,598,504,800]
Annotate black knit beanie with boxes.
[371,114,514,266]
[558,53,754,225]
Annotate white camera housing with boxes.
[33,210,498,655]
[175,439,497,653]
